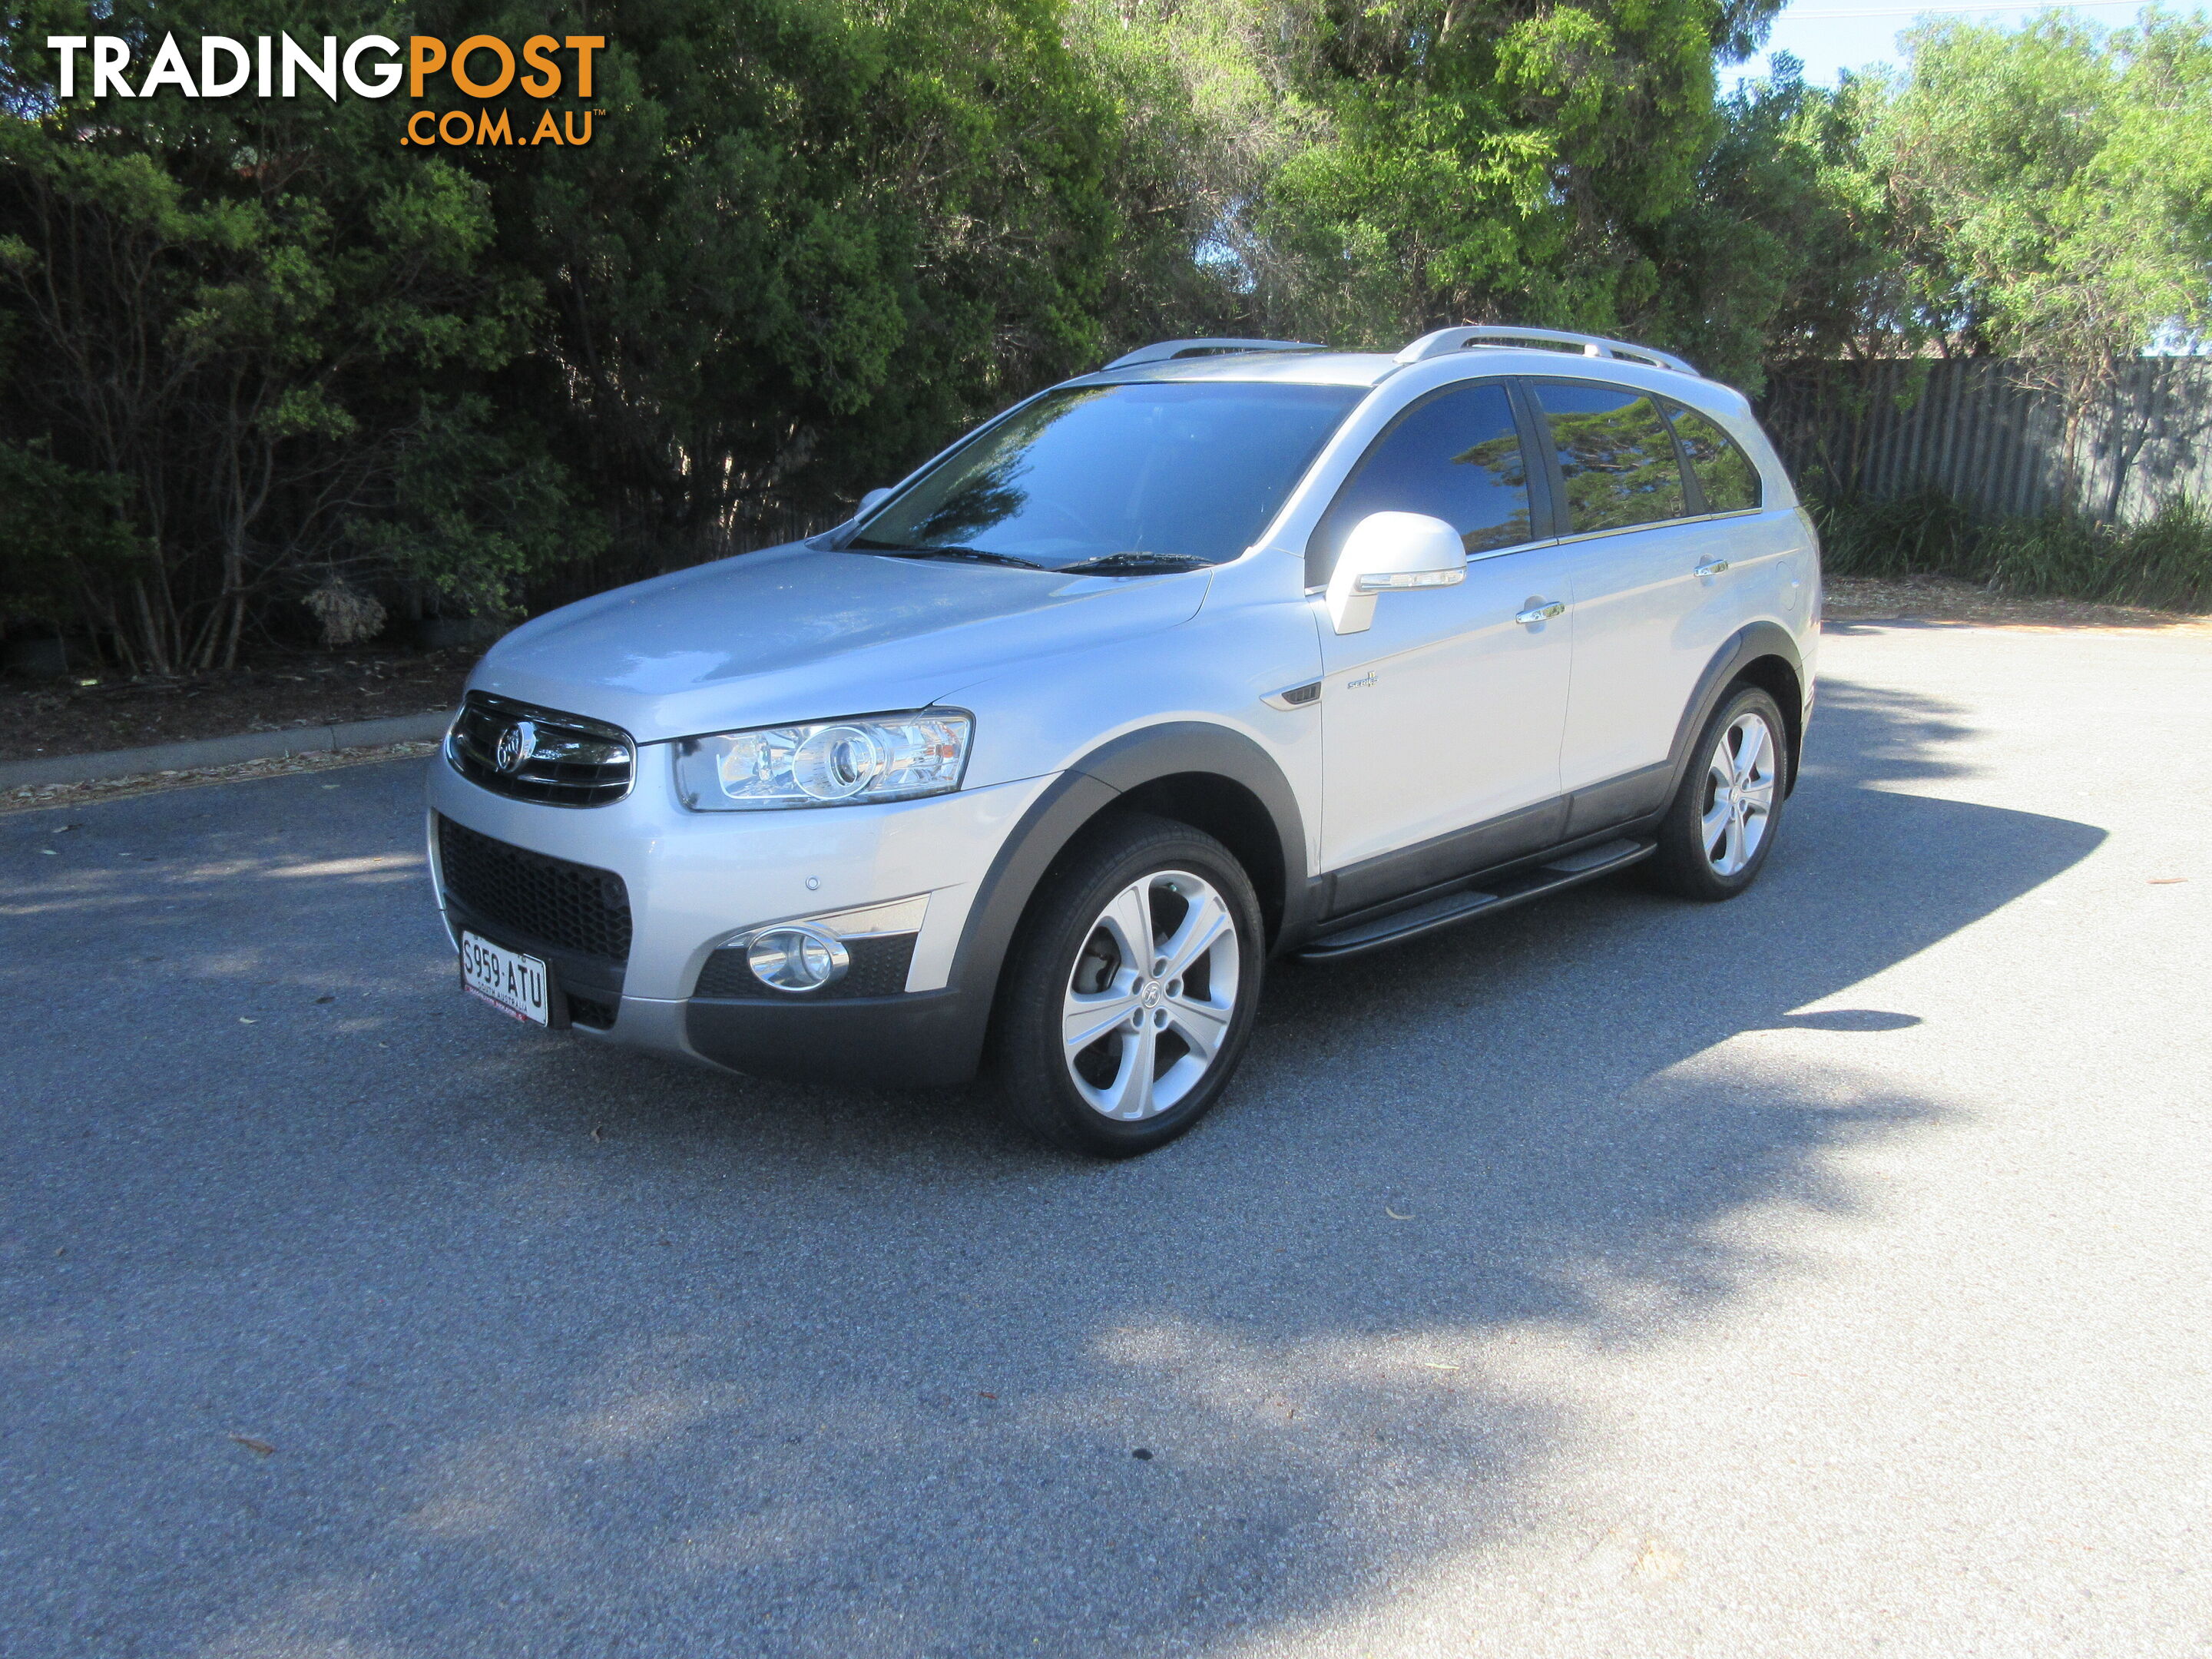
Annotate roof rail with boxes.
[1101,337,1326,371]
[1395,325,1697,377]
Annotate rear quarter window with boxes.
[1666,404,1763,513]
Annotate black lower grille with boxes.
[437,816,632,965]
[567,995,618,1030]
[694,932,916,999]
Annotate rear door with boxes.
[1312,379,1575,879]
[1530,379,1753,795]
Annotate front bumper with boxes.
[426,740,1054,1084]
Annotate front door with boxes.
[1312,380,1574,883]
[1529,380,1784,793]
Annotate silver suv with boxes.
[429,326,1820,1154]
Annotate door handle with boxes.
[1514,601,1566,626]
[1694,558,1730,578]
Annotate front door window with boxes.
[1308,382,1535,588]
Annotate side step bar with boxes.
[1290,838,1655,964]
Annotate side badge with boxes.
[1345,672,1379,690]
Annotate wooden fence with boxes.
[1754,356,2212,523]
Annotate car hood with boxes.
[470,541,1211,743]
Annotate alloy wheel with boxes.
[1700,710,1779,877]
[1060,869,1241,1121]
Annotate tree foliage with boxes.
[0,0,577,670]
[1867,12,2212,494]
[1636,58,1896,389]
[2,0,2207,657]
[1257,0,1785,346]
[0,0,1121,657]
[459,0,1121,568]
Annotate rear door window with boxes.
[1532,381,1688,534]
[1309,382,1535,584]
[1664,403,1762,512]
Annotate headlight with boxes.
[674,710,972,810]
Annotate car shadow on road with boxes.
[0,677,2105,1657]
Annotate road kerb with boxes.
[0,710,455,791]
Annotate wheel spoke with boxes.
[1098,1019,1159,1120]
[1063,989,1141,1056]
[1733,716,1767,783]
[1700,796,1732,856]
[1162,992,1231,1062]
[1721,808,1747,874]
[1159,889,1232,979]
[1095,880,1156,970]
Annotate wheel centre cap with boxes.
[1141,980,1163,1008]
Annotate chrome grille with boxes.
[447,691,634,807]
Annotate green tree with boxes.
[1870,11,2212,499]
[1240,0,1790,349]
[1637,58,1901,389]
[1061,0,1325,348]
[0,438,149,624]
[440,0,1123,567]
[0,1,586,669]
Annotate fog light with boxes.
[746,925,849,992]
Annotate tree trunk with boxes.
[219,590,245,671]
[2058,398,2085,513]
[131,577,171,676]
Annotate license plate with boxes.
[459,931,551,1026]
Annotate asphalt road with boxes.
[4,621,2207,1658]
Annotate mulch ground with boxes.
[1823,575,2212,632]
[0,647,475,765]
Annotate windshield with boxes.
[849,382,1366,571]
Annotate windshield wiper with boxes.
[1058,551,1211,576]
[855,544,1045,570]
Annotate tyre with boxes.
[992,813,1264,1156]
[1644,683,1789,901]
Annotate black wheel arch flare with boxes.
[1667,622,1809,801]
[939,723,1311,1061]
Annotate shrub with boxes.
[1810,488,2212,612]
[1808,485,1981,580]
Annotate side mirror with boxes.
[1326,512,1465,634]
[856,487,893,518]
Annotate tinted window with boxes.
[1666,403,1762,512]
[1310,382,1533,582]
[1535,381,1687,533]
[853,382,1363,571]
